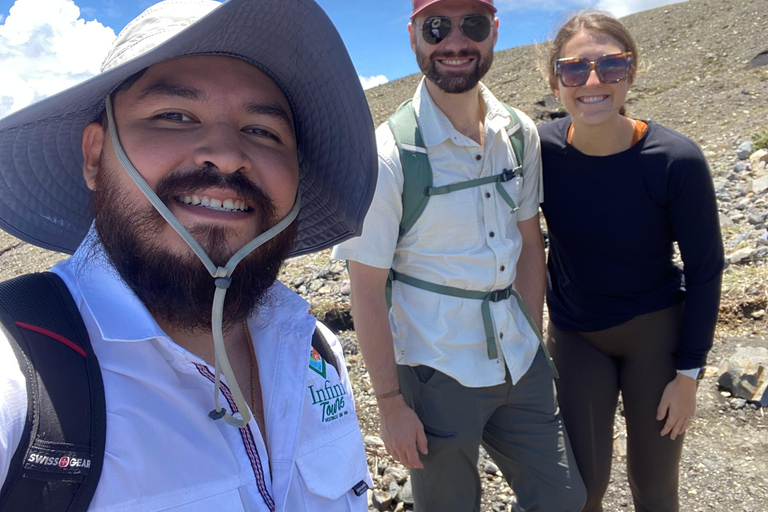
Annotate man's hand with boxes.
[346,261,428,466]
[657,373,698,440]
[378,395,428,468]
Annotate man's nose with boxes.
[441,21,471,50]
[192,122,251,174]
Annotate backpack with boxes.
[0,272,338,512]
[382,101,558,376]
[387,98,526,241]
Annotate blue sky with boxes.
[0,0,687,117]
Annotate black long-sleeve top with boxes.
[539,116,724,369]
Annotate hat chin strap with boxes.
[105,95,301,428]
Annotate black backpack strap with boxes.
[311,325,340,377]
[0,272,105,512]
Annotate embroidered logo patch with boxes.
[309,347,326,378]
[308,379,350,423]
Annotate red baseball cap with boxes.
[411,0,497,19]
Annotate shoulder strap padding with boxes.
[501,103,525,171]
[311,325,340,377]
[388,99,433,240]
[0,272,105,512]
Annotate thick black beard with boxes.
[91,164,297,333]
[418,47,493,94]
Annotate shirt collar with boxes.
[53,226,310,344]
[412,77,512,148]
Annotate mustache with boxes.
[154,166,276,219]
[430,49,481,60]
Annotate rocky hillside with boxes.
[0,0,766,511]
[367,0,766,153]
[289,0,768,510]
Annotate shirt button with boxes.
[485,192,491,199]
[499,332,504,339]
[475,154,482,161]
[500,265,506,271]
[489,232,495,238]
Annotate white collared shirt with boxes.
[332,78,543,387]
[0,231,370,511]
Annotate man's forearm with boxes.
[348,262,401,397]
[514,215,546,332]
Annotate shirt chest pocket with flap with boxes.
[286,358,370,511]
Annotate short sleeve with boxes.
[513,112,543,222]
[331,124,404,269]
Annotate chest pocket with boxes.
[291,427,370,510]
[414,187,482,252]
[288,363,370,510]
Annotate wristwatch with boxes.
[676,368,704,381]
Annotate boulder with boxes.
[364,435,386,453]
[727,248,754,264]
[718,347,768,405]
[750,50,768,68]
[737,141,753,160]
[749,149,768,166]
[719,213,734,228]
[397,478,413,506]
[751,174,768,194]
[371,488,396,511]
[381,466,408,487]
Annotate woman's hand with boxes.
[657,373,698,440]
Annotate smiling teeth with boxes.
[580,96,607,103]
[443,59,469,65]
[177,195,249,212]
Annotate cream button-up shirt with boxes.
[333,78,543,387]
[0,231,370,511]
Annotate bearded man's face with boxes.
[81,55,300,331]
[409,2,497,94]
[91,161,296,331]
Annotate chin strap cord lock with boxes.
[208,408,226,420]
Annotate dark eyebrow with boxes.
[137,80,207,102]
[246,102,294,132]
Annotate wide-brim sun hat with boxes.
[0,0,377,258]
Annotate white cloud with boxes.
[495,0,688,16]
[495,0,592,11]
[0,0,116,119]
[595,0,687,18]
[360,74,389,90]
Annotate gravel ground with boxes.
[0,0,766,510]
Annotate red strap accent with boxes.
[15,321,87,358]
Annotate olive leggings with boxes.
[546,304,685,512]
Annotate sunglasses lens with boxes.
[461,15,491,42]
[558,60,590,87]
[597,54,631,83]
[422,17,452,45]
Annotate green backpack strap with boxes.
[387,99,432,241]
[388,101,525,242]
[501,103,525,172]
[383,101,527,309]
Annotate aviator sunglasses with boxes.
[555,51,633,87]
[421,14,492,45]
